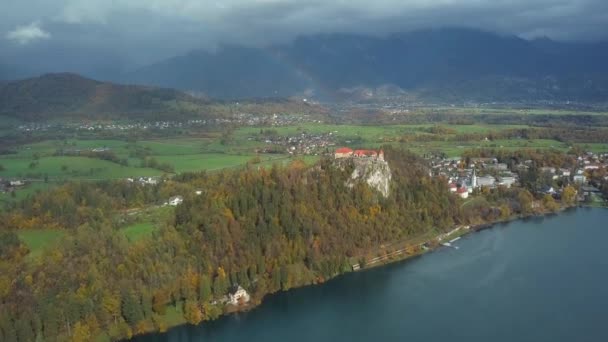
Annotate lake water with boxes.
[133,208,608,342]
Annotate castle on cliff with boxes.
[334,147,385,161]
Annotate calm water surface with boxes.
[133,208,608,342]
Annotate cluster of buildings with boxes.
[430,157,520,199]
[18,121,198,132]
[0,179,26,194]
[16,113,324,133]
[221,113,322,127]
[253,132,336,155]
[430,150,608,202]
[126,177,160,186]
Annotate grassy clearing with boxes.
[17,229,65,259]
[0,156,161,180]
[0,182,53,208]
[138,139,212,155]
[160,303,186,327]
[573,143,608,153]
[122,222,158,243]
[155,153,286,173]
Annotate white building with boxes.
[573,175,587,184]
[457,187,469,199]
[228,286,250,305]
[498,176,517,188]
[139,177,158,185]
[476,176,496,188]
[166,196,183,206]
[9,180,25,187]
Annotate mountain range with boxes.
[123,28,608,102]
[3,28,608,102]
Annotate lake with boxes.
[133,208,608,342]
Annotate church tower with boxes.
[472,168,477,189]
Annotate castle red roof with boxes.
[335,147,353,154]
[354,149,378,157]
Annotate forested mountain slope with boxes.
[0,148,468,341]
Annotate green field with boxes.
[122,222,158,242]
[0,156,162,180]
[2,122,607,183]
[232,123,531,149]
[0,182,52,206]
[432,107,608,116]
[17,229,65,259]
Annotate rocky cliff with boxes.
[348,158,392,198]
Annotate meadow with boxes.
[3,122,607,184]
[0,118,605,213]
[17,229,65,260]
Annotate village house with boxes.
[9,180,25,187]
[573,175,587,184]
[228,285,250,305]
[138,177,158,185]
[166,196,183,206]
[457,186,469,199]
[476,176,496,188]
[497,176,517,188]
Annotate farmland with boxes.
[2,114,608,212]
[2,122,608,182]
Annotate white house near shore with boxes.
[228,286,250,305]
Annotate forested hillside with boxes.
[0,73,210,121]
[0,73,329,123]
[0,146,561,341]
[0,148,471,341]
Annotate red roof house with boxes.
[335,147,354,159]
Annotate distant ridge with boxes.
[0,73,211,121]
[0,73,328,122]
[123,28,608,102]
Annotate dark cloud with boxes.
[1,0,608,69]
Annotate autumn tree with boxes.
[199,275,212,302]
[71,322,91,342]
[542,194,559,212]
[121,292,143,326]
[518,189,534,215]
[184,300,203,325]
[562,186,577,206]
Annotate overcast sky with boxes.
[2,0,608,68]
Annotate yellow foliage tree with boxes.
[71,322,91,342]
[562,186,577,206]
[184,300,203,325]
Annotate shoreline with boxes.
[128,204,599,340]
